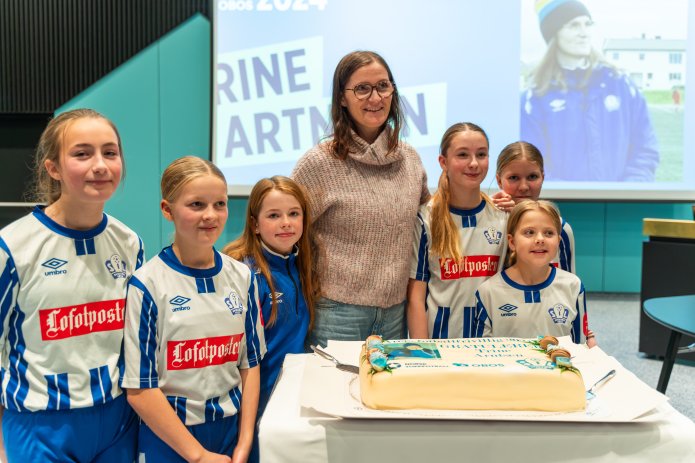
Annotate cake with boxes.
[359,335,585,412]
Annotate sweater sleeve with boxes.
[291,146,331,222]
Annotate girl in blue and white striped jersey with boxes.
[122,157,265,463]
[0,109,144,463]
[475,200,596,346]
[407,123,508,340]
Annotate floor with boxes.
[589,292,695,421]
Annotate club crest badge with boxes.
[483,227,502,245]
[225,290,244,315]
[604,94,621,112]
[105,254,127,279]
[548,303,569,324]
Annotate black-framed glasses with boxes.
[344,80,395,100]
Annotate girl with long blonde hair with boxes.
[407,123,507,339]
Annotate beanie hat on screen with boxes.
[536,0,591,43]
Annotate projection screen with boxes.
[213,0,695,200]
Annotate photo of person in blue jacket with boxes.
[520,0,659,182]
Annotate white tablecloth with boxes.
[259,354,695,463]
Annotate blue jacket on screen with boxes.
[246,243,309,417]
[520,64,659,181]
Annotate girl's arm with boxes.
[231,365,260,463]
[127,389,231,463]
[406,279,429,339]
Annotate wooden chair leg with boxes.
[657,330,682,393]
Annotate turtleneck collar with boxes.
[345,128,402,166]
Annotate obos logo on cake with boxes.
[167,333,244,370]
[439,255,499,280]
[39,299,125,340]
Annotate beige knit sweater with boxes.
[292,130,429,308]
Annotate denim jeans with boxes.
[307,297,406,348]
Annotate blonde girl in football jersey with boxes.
[474,200,596,347]
[122,156,265,463]
[0,109,143,463]
[492,141,576,273]
[407,122,507,339]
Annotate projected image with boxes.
[214,0,695,199]
[520,0,687,183]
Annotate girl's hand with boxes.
[586,330,597,348]
[231,444,250,463]
[491,191,515,212]
[195,451,232,463]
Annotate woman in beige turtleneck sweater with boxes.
[292,50,429,349]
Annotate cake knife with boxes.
[310,345,360,374]
[586,369,616,399]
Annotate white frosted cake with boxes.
[359,336,585,412]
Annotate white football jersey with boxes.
[0,207,144,412]
[121,246,266,426]
[474,266,588,343]
[410,199,507,339]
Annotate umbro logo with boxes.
[170,295,191,312]
[498,303,517,317]
[42,258,67,276]
[42,258,67,270]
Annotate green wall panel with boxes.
[57,15,210,257]
[159,15,211,249]
[556,202,605,292]
[57,44,162,256]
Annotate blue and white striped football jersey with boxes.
[554,218,576,274]
[0,207,144,412]
[474,266,588,343]
[121,246,266,426]
[410,199,508,339]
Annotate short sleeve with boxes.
[0,239,19,352]
[410,212,430,282]
[121,276,160,389]
[240,273,266,369]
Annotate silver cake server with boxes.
[310,345,360,374]
[586,369,616,399]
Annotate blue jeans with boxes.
[307,298,406,348]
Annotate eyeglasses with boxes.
[344,80,395,100]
